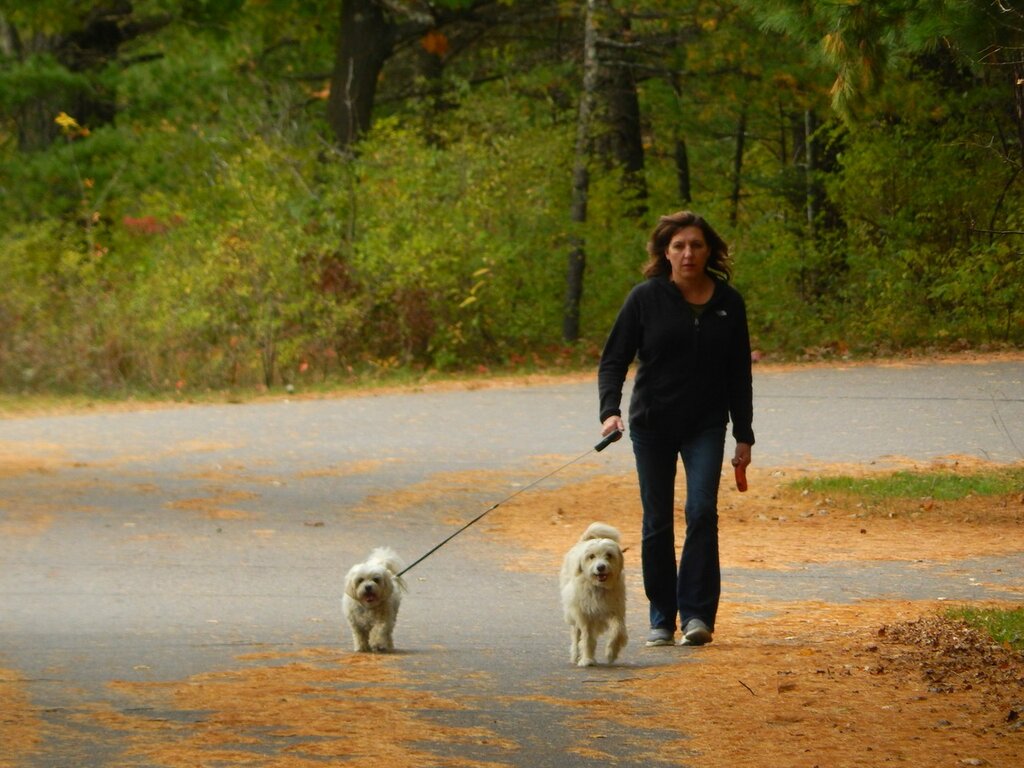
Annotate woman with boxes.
[598,210,754,647]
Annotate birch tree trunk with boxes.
[563,0,600,343]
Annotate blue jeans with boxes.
[631,424,725,633]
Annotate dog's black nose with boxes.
[596,563,607,572]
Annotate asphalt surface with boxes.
[1,359,1023,766]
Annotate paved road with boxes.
[1,360,1022,766]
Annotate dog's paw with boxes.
[576,657,596,667]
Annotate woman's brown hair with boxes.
[642,210,732,282]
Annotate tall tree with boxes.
[326,0,404,149]
[326,0,515,149]
[564,0,600,344]
[595,1,647,215]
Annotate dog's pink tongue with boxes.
[597,574,608,582]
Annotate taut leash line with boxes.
[396,430,622,578]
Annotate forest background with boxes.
[1,0,1022,396]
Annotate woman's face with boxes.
[665,225,710,282]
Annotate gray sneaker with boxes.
[645,627,674,647]
[679,618,712,646]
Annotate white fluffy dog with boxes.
[342,547,406,653]
[559,522,628,667]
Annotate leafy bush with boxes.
[2,3,1022,395]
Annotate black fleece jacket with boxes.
[598,275,755,445]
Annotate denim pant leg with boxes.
[631,427,681,632]
[677,425,726,632]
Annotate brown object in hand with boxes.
[734,464,748,492]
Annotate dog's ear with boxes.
[344,567,362,599]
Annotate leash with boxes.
[396,430,622,578]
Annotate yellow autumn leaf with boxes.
[55,112,80,130]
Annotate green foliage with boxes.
[349,84,575,369]
[787,466,1024,502]
[744,0,1024,120]
[0,53,90,111]
[120,137,340,388]
[945,606,1024,651]
[1,0,1022,394]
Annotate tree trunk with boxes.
[670,74,691,205]
[327,0,397,150]
[599,4,647,217]
[563,0,599,344]
[805,108,817,237]
[674,136,691,205]
[416,32,448,146]
[730,108,747,225]
[0,12,18,58]
[1014,60,1024,167]
[777,100,788,169]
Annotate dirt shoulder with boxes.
[4,349,1022,420]
[471,459,1024,767]
[3,457,1022,766]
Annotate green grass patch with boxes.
[946,606,1024,651]
[788,467,1024,501]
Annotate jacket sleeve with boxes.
[728,292,755,445]
[597,288,641,423]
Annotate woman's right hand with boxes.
[601,415,625,437]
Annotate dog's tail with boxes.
[579,522,621,544]
[370,546,407,591]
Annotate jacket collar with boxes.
[654,274,726,307]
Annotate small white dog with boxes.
[342,547,406,653]
[559,522,628,667]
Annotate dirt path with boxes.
[4,458,1021,767]
[474,461,1024,767]
[2,359,1023,766]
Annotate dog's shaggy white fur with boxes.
[342,547,406,652]
[559,522,628,666]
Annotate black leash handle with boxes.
[594,429,622,452]
[396,429,623,578]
